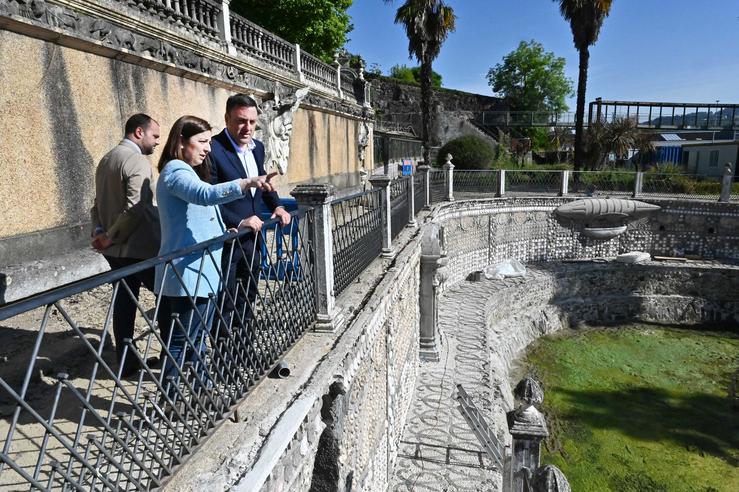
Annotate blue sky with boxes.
[346,0,739,109]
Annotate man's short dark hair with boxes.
[124,113,154,135]
[226,94,258,114]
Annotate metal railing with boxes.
[390,177,410,240]
[429,170,446,204]
[568,171,635,197]
[454,170,499,195]
[505,170,561,195]
[0,211,315,490]
[331,189,384,296]
[413,174,425,215]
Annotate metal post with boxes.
[369,175,394,258]
[417,164,431,209]
[291,184,338,332]
[443,154,455,201]
[294,43,305,82]
[633,171,644,198]
[559,170,569,196]
[496,169,506,197]
[217,0,236,56]
[719,163,734,203]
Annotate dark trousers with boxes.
[162,296,211,398]
[217,237,261,337]
[104,256,171,370]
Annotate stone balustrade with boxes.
[300,49,338,91]
[229,12,295,72]
[123,0,221,40]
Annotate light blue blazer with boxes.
[155,160,245,298]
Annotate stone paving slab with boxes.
[390,285,502,491]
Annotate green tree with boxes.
[231,0,353,63]
[486,40,573,113]
[555,0,613,171]
[385,0,456,165]
[389,64,443,88]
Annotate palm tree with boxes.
[555,0,612,171]
[385,1,456,165]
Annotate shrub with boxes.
[436,135,495,169]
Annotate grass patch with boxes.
[523,325,739,492]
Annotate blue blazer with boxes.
[210,129,281,229]
[155,160,246,297]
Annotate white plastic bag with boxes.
[483,259,527,280]
[615,251,651,264]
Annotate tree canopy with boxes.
[230,0,353,63]
[487,40,573,113]
[389,64,442,88]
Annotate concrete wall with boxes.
[0,21,370,267]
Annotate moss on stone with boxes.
[524,325,739,492]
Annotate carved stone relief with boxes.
[254,84,310,175]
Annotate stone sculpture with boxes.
[258,85,310,175]
[555,198,661,239]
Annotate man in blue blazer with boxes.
[210,94,292,334]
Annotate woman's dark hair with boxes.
[158,115,212,182]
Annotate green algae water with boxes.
[523,325,739,492]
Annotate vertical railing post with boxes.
[217,0,236,56]
[559,170,569,196]
[719,163,734,202]
[417,163,431,209]
[291,184,338,332]
[496,169,506,197]
[419,224,444,361]
[633,171,644,198]
[294,43,305,82]
[443,154,455,201]
[407,173,417,227]
[369,175,394,258]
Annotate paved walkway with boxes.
[390,283,503,491]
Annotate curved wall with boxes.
[432,197,739,289]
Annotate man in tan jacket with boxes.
[91,113,169,376]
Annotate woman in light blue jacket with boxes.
[155,115,274,397]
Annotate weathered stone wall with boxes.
[433,197,739,288]
[162,227,421,492]
[370,76,505,148]
[0,5,372,267]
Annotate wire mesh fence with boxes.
[504,170,562,196]
[0,211,315,491]
[429,171,446,204]
[331,189,384,296]
[640,173,724,201]
[413,173,425,215]
[568,171,635,197]
[454,170,499,195]
[390,177,410,240]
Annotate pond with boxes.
[521,325,738,492]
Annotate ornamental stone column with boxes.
[419,224,444,361]
[443,154,455,201]
[417,163,431,209]
[369,175,394,258]
[291,184,338,332]
[507,378,549,492]
[719,163,734,202]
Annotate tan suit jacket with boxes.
[90,140,160,259]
